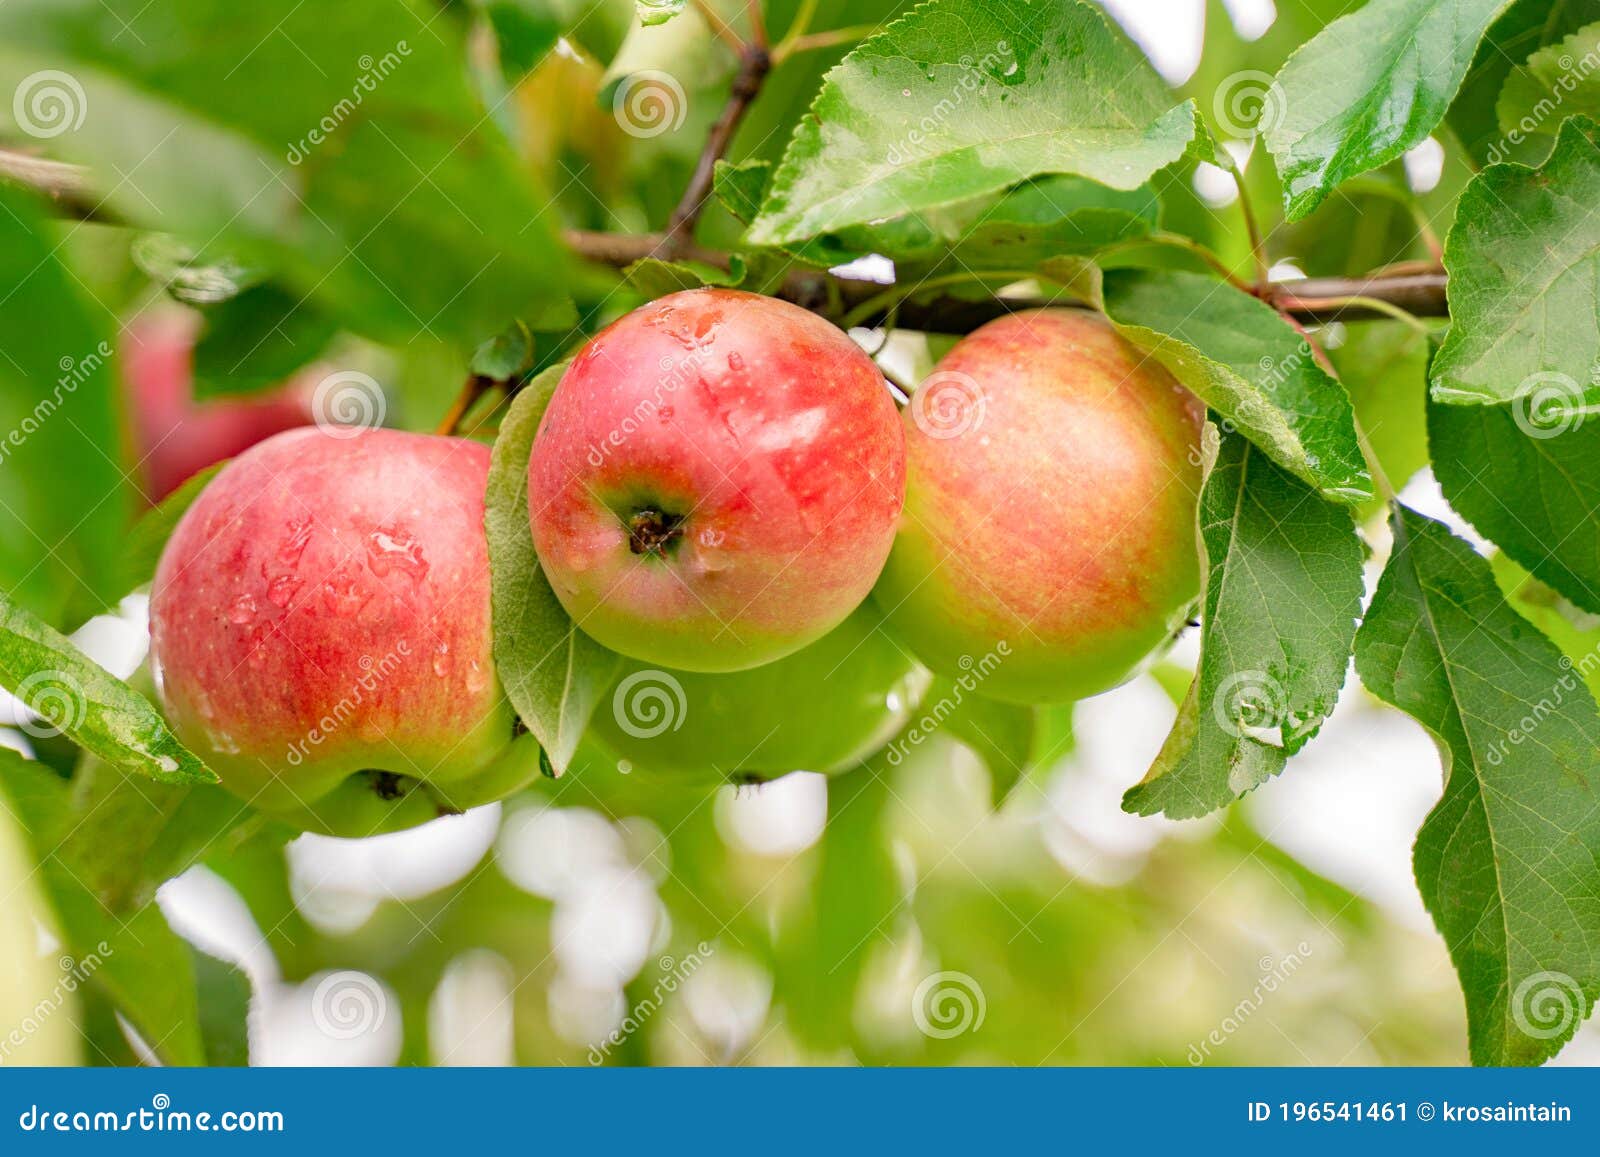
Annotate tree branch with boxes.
[660,41,771,257]
[0,149,109,222]
[565,229,1449,331]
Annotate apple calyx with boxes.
[627,507,686,556]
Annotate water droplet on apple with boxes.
[432,642,452,677]
[726,351,744,372]
[209,730,240,755]
[278,518,313,567]
[229,593,257,624]
[464,660,488,695]
[321,575,368,617]
[367,525,428,580]
[266,574,301,608]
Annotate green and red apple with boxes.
[149,427,538,837]
[873,310,1204,704]
[528,288,906,673]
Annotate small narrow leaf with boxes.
[485,364,622,772]
[1124,430,1363,819]
[0,593,215,785]
[1354,506,1600,1066]
[713,159,771,224]
[747,0,1202,247]
[191,284,336,400]
[1432,116,1600,408]
[471,320,535,381]
[1094,268,1372,504]
[1266,0,1513,219]
[1429,394,1600,614]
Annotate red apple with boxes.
[528,288,905,672]
[149,427,537,837]
[123,312,316,502]
[873,310,1204,704]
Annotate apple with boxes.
[123,312,316,502]
[149,427,538,837]
[873,310,1204,705]
[0,801,78,1065]
[589,602,932,786]
[528,288,906,673]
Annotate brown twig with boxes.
[660,41,771,257]
[566,229,1450,331]
[0,148,109,222]
[435,374,494,436]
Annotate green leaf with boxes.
[1265,0,1513,220]
[192,946,252,1066]
[926,678,1036,807]
[1496,20,1600,141]
[622,256,746,297]
[485,364,622,773]
[1329,320,1435,512]
[0,591,216,786]
[636,0,686,28]
[746,0,1202,248]
[1092,268,1372,504]
[0,0,575,350]
[1124,430,1363,819]
[1354,506,1600,1065]
[471,320,536,381]
[0,185,128,627]
[1449,0,1600,164]
[1429,394,1600,614]
[713,159,771,224]
[1432,116,1600,408]
[479,0,569,79]
[0,753,210,1065]
[191,284,336,401]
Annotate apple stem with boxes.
[435,373,494,436]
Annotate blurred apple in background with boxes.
[122,310,317,502]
